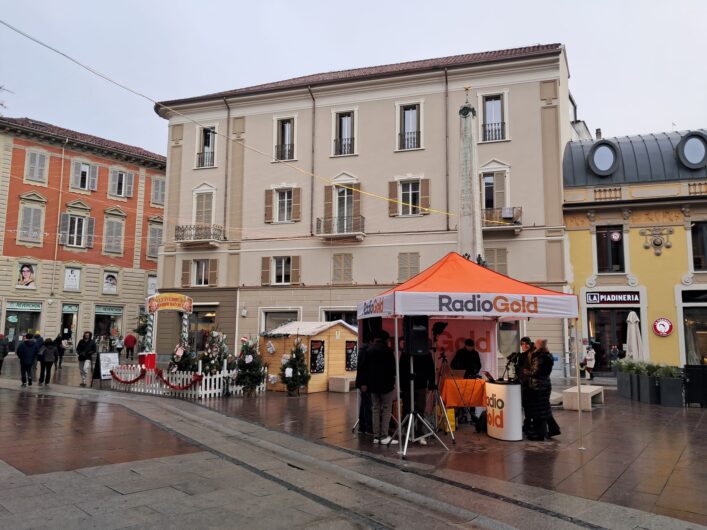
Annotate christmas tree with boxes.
[168,321,197,372]
[280,338,311,395]
[234,337,266,394]
[199,330,230,375]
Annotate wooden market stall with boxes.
[260,320,358,393]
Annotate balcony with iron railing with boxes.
[315,216,365,240]
[398,131,420,150]
[275,144,294,161]
[482,122,506,142]
[196,151,215,168]
[174,224,225,246]
[482,207,522,233]
[334,137,355,156]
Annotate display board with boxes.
[99,353,120,380]
[310,340,325,373]
[345,341,358,371]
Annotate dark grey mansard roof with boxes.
[563,130,707,187]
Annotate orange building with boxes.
[0,117,165,352]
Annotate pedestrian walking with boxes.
[32,333,43,380]
[124,333,137,361]
[0,334,9,375]
[38,338,58,386]
[76,331,97,387]
[54,334,65,369]
[583,346,596,380]
[115,336,124,359]
[16,333,39,387]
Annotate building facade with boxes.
[563,129,707,370]
[155,44,581,355]
[0,117,165,351]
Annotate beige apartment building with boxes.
[154,44,584,355]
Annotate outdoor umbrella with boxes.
[626,311,644,361]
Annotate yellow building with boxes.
[563,130,707,371]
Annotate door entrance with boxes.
[587,308,638,372]
[335,185,353,233]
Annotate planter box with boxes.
[630,373,641,401]
[617,371,632,399]
[659,377,683,407]
[639,374,660,404]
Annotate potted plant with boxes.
[630,361,642,401]
[656,365,683,407]
[615,360,632,399]
[638,362,661,404]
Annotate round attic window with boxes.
[587,141,619,176]
[677,132,707,169]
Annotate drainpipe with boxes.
[50,137,69,300]
[307,86,316,236]
[222,97,231,239]
[444,68,450,231]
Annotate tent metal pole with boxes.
[574,318,586,451]
[394,316,403,453]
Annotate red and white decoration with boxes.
[652,318,673,337]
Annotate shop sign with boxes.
[147,293,193,314]
[62,304,79,314]
[586,291,640,305]
[653,318,673,337]
[95,305,123,316]
[6,301,42,312]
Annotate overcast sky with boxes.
[1,0,705,155]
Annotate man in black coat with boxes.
[451,339,482,379]
[16,333,39,387]
[524,339,556,441]
[354,338,374,435]
[76,331,97,387]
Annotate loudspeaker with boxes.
[361,317,382,344]
[404,316,429,356]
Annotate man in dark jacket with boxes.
[451,339,482,379]
[358,331,398,445]
[16,333,39,387]
[354,338,374,435]
[76,331,97,387]
[399,345,436,444]
[38,338,57,386]
[0,333,9,375]
[524,339,556,441]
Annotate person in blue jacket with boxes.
[16,333,39,387]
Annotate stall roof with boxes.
[358,252,578,320]
[262,320,357,337]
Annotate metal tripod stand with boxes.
[435,350,476,430]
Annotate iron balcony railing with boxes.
[482,122,506,142]
[482,207,522,228]
[275,143,294,160]
[398,130,420,150]
[334,137,355,156]
[175,224,225,242]
[196,151,215,168]
[315,216,365,236]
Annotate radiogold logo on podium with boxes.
[486,393,505,428]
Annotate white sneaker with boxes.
[373,438,380,444]
[380,436,399,445]
[418,438,428,446]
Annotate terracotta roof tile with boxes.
[157,43,563,112]
[0,117,166,164]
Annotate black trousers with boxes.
[126,347,134,359]
[20,363,33,384]
[55,353,64,368]
[39,361,53,384]
[358,390,373,434]
[0,358,4,374]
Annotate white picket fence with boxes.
[110,361,267,400]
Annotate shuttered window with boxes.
[481,172,506,210]
[485,248,508,275]
[273,256,291,285]
[276,189,292,222]
[71,162,98,191]
[400,181,420,215]
[25,151,48,183]
[192,259,218,286]
[332,253,353,284]
[67,215,86,247]
[151,176,165,205]
[109,170,134,197]
[398,252,420,282]
[194,192,213,225]
[18,205,44,243]
[147,224,163,258]
[103,218,124,254]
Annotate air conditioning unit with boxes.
[501,207,514,220]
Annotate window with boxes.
[481,172,505,209]
[18,205,44,243]
[323,310,357,326]
[596,225,625,273]
[181,259,217,287]
[332,253,353,284]
[194,192,214,225]
[334,185,354,233]
[398,252,420,282]
[108,170,135,198]
[71,161,98,191]
[25,151,48,183]
[276,118,294,160]
[692,222,707,271]
[276,189,292,222]
[197,127,215,167]
[334,111,354,155]
[68,215,85,247]
[147,224,163,258]
[60,213,94,248]
[103,218,124,254]
[273,256,291,285]
[485,248,508,275]
[264,311,298,331]
[400,181,420,215]
[398,104,420,150]
[194,259,210,286]
[482,94,505,141]
[151,176,165,205]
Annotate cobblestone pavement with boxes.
[0,358,705,529]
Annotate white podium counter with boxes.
[485,381,523,441]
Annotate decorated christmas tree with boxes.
[280,338,311,395]
[199,330,230,375]
[168,320,197,372]
[234,337,266,395]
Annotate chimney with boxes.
[595,128,602,139]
